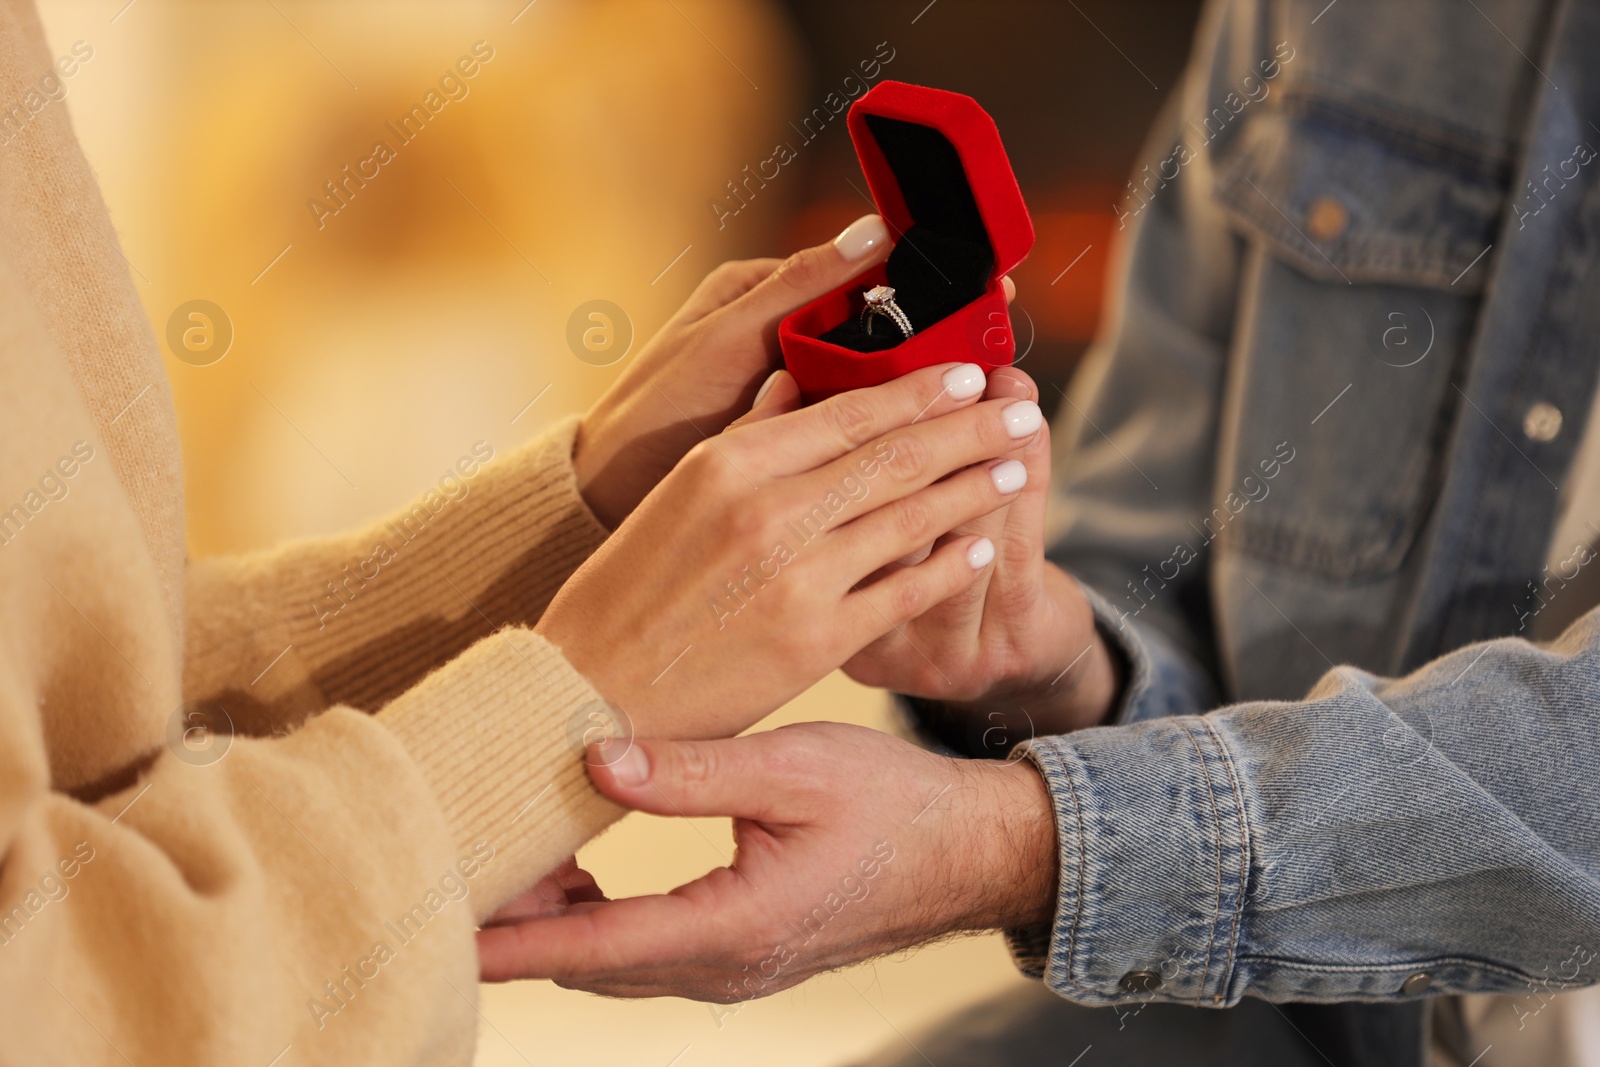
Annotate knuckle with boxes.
[971,405,1007,454]
[998,532,1035,570]
[702,259,768,303]
[709,259,751,285]
[886,575,928,622]
[892,496,935,543]
[682,437,722,475]
[822,393,878,448]
[770,247,829,294]
[879,433,929,482]
[765,576,808,619]
[727,497,773,543]
[672,742,717,789]
[684,438,744,494]
[764,735,823,787]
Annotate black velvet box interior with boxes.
[819,115,997,352]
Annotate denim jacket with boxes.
[1001,0,1600,1063]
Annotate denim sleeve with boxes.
[1007,617,1600,1007]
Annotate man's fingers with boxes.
[830,459,1026,582]
[477,893,703,983]
[587,734,814,823]
[991,419,1052,601]
[845,534,995,636]
[985,365,1037,403]
[732,214,891,324]
[477,858,762,984]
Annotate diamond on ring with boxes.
[860,285,914,340]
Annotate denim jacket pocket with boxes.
[1203,91,1511,579]
[1212,91,1510,290]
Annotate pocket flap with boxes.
[1212,93,1509,292]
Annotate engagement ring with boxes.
[860,285,914,340]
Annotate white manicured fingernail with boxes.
[1002,400,1043,439]
[753,369,782,407]
[990,459,1028,494]
[967,538,996,569]
[834,214,890,261]
[943,363,986,399]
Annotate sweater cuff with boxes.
[376,627,626,922]
[1003,715,1251,1007]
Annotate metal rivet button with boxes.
[1400,972,1433,995]
[1524,402,1563,442]
[1306,197,1349,242]
[1119,970,1163,993]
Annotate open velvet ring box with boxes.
[779,80,1035,404]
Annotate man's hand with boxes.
[844,366,1123,737]
[574,214,893,529]
[475,722,1059,997]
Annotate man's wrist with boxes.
[950,758,1059,932]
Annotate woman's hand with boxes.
[573,214,893,530]
[843,366,1123,740]
[536,361,1046,741]
[478,856,606,945]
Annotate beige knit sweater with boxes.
[0,2,625,1062]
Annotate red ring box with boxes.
[780,80,1035,404]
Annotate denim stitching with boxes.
[1200,716,1252,1005]
[1239,954,1549,985]
[1179,719,1226,1002]
[1054,745,1090,992]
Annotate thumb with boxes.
[587,734,811,823]
[733,213,893,323]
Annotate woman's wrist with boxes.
[572,406,638,532]
[573,383,733,533]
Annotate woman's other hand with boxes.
[573,214,892,529]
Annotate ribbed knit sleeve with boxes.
[376,628,627,916]
[183,417,610,733]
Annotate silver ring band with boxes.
[860,285,914,340]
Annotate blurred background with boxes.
[36,0,1203,1062]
